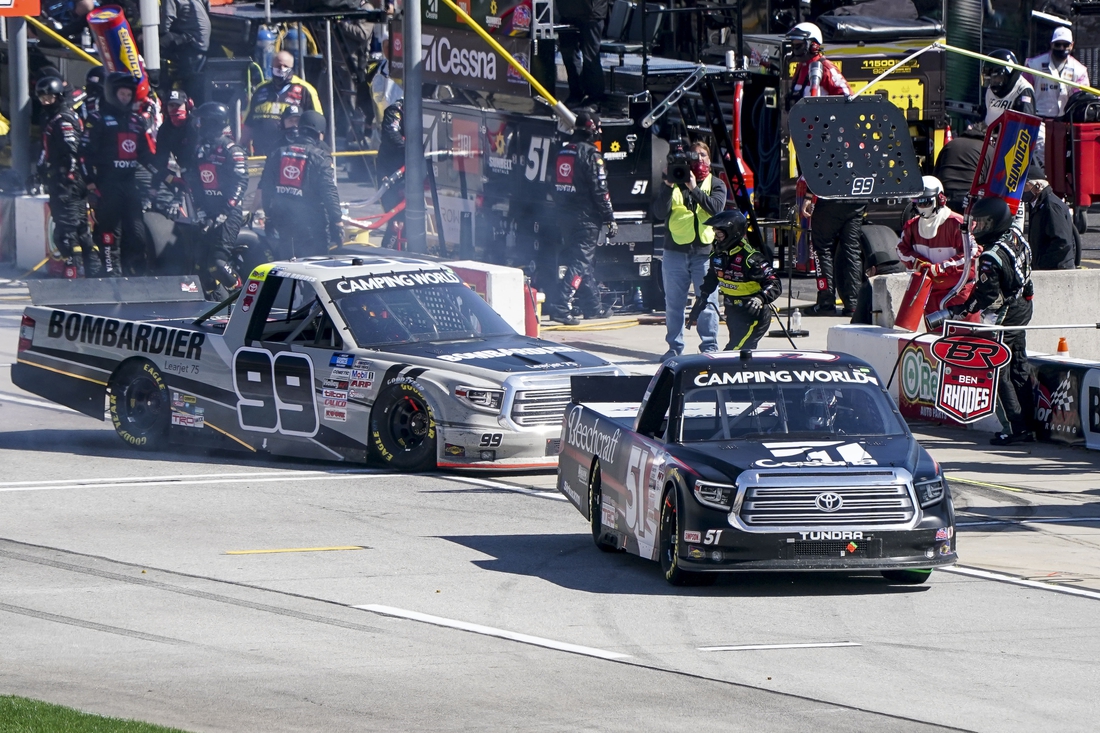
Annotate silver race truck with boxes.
[13,253,622,470]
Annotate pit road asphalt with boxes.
[2,270,1100,732]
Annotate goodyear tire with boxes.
[370,380,438,472]
[589,460,618,553]
[881,569,933,585]
[108,359,169,451]
[658,487,715,586]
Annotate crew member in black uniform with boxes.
[259,110,342,259]
[949,197,1035,446]
[546,110,617,325]
[81,65,105,124]
[185,102,248,298]
[36,76,99,278]
[687,209,781,350]
[80,71,157,276]
[153,90,196,179]
[377,98,405,249]
[278,103,303,145]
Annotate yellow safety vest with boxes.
[716,243,763,298]
[668,174,715,245]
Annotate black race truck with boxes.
[557,350,957,585]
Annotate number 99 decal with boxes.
[233,347,319,437]
[850,177,875,196]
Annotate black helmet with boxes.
[707,209,748,245]
[573,110,600,141]
[982,49,1020,97]
[86,65,105,89]
[195,102,231,139]
[299,110,326,139]
[969,196,1013,246]
[35,76,66,108]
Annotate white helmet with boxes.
[787,23,824,59]
[915,175,944,218]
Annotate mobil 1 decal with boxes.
[233,347,319,437]
[930,331,1011,423]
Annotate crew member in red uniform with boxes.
[786,22,851,100]
[896,176,980,320]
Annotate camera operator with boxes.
[653,141,725,360]
[546,111,616,326]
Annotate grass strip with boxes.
[0,696,192,733]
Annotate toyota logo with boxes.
[815,492,843,512]
[121,139,136,153]
[558,162,571,177]
[282,165,301,180]
[200,170,215,183]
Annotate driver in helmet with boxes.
[785,22,851,101]
[897,175,980,320]
[687,209,781,351]
[804,387,839,432]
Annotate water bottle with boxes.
[283,26,302,67]
[791,308,802,333]
[632,286,645,311]
[255,25,277,79]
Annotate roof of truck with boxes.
[250,253,460,283]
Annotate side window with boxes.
[290,309,344,350]
[246,277,332,346]
[636,367,674,440]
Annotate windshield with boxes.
[329,282,515,348]
[680,383,906,442]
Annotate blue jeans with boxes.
[662,246,719,355]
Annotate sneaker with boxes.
[582,305,611,320]
[805,304,839,317]
[989,431,1035,446]
[840,308,855,318]
[548,313,580,326]
[659,350,679,362]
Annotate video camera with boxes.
[666,140,699,185]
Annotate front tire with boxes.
[370,380,438,472]
[658,487,715,586]
[881,569,932,585]
[108,359,169,450]
[589,460,618,552]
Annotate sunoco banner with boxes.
[390,26,531,96]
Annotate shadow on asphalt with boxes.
[957,500,1100,530]
[440,533,931,597]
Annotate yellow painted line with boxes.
[0,295,29,301]
[944,474,1023,493]
[203,420,257,453]
[1081,259,1100,266]
[16,357,108,386]
[225,545,365,555]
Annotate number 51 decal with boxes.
[233,347,319,437]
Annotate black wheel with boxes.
[1074,208,1088,234]
[881,569,933,585]
[589,460,618,552]
[108,359,169,450]
[370,380,438,472]
[658,487,715,586]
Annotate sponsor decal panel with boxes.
[565,406,622,465]
[46,311,205,360]
[683,530,702,543]
[1033,363,1084,445]
[754,441,876,468]
[932,333,1009,423]
[329,269,461,295]
[324,407,347,422]
[330,352,355,367]
[691,368,878,387]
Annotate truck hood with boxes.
[673,435,920,482]
[382,335,613,373]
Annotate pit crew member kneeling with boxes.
[943,197,1035,446]
[898,176,980,321]
[686,210,780,350]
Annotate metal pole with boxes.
[264,0,271,24]
[404,0,427,253]
[140,0,161,84]
[7,18,30,185]
[326,19,337,187]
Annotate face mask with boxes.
[1052,47,1069,62]
[692,161,710,181]
[1022,190,1036,204]
[168,106,188,126]
[917,204,936,219]
[272,65,293,82]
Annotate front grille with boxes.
[793,541,868,558]
[735,469,917,531]
[511,388,571,427]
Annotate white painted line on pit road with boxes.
[699,642,861,652]
[443,475,568,502]
[0,391,79,413]
[942,566,1100,601]
[0,470,385,493]
[958,517,1100,527]
[356,604,631,661]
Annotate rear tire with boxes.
[881,569,933,585]
[658,487,715,586]
[108,359,169,451]
[589,460,618,552]
[370,380,438,472]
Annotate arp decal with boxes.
[233,347,319,437]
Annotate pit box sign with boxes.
[1034,362,1086,446]
[898,337,967,427]
[931,333,1010,424]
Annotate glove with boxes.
[607,221,618,239]
[685,298,707,329]
[743,295,764,316]
[202,212,228,233]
